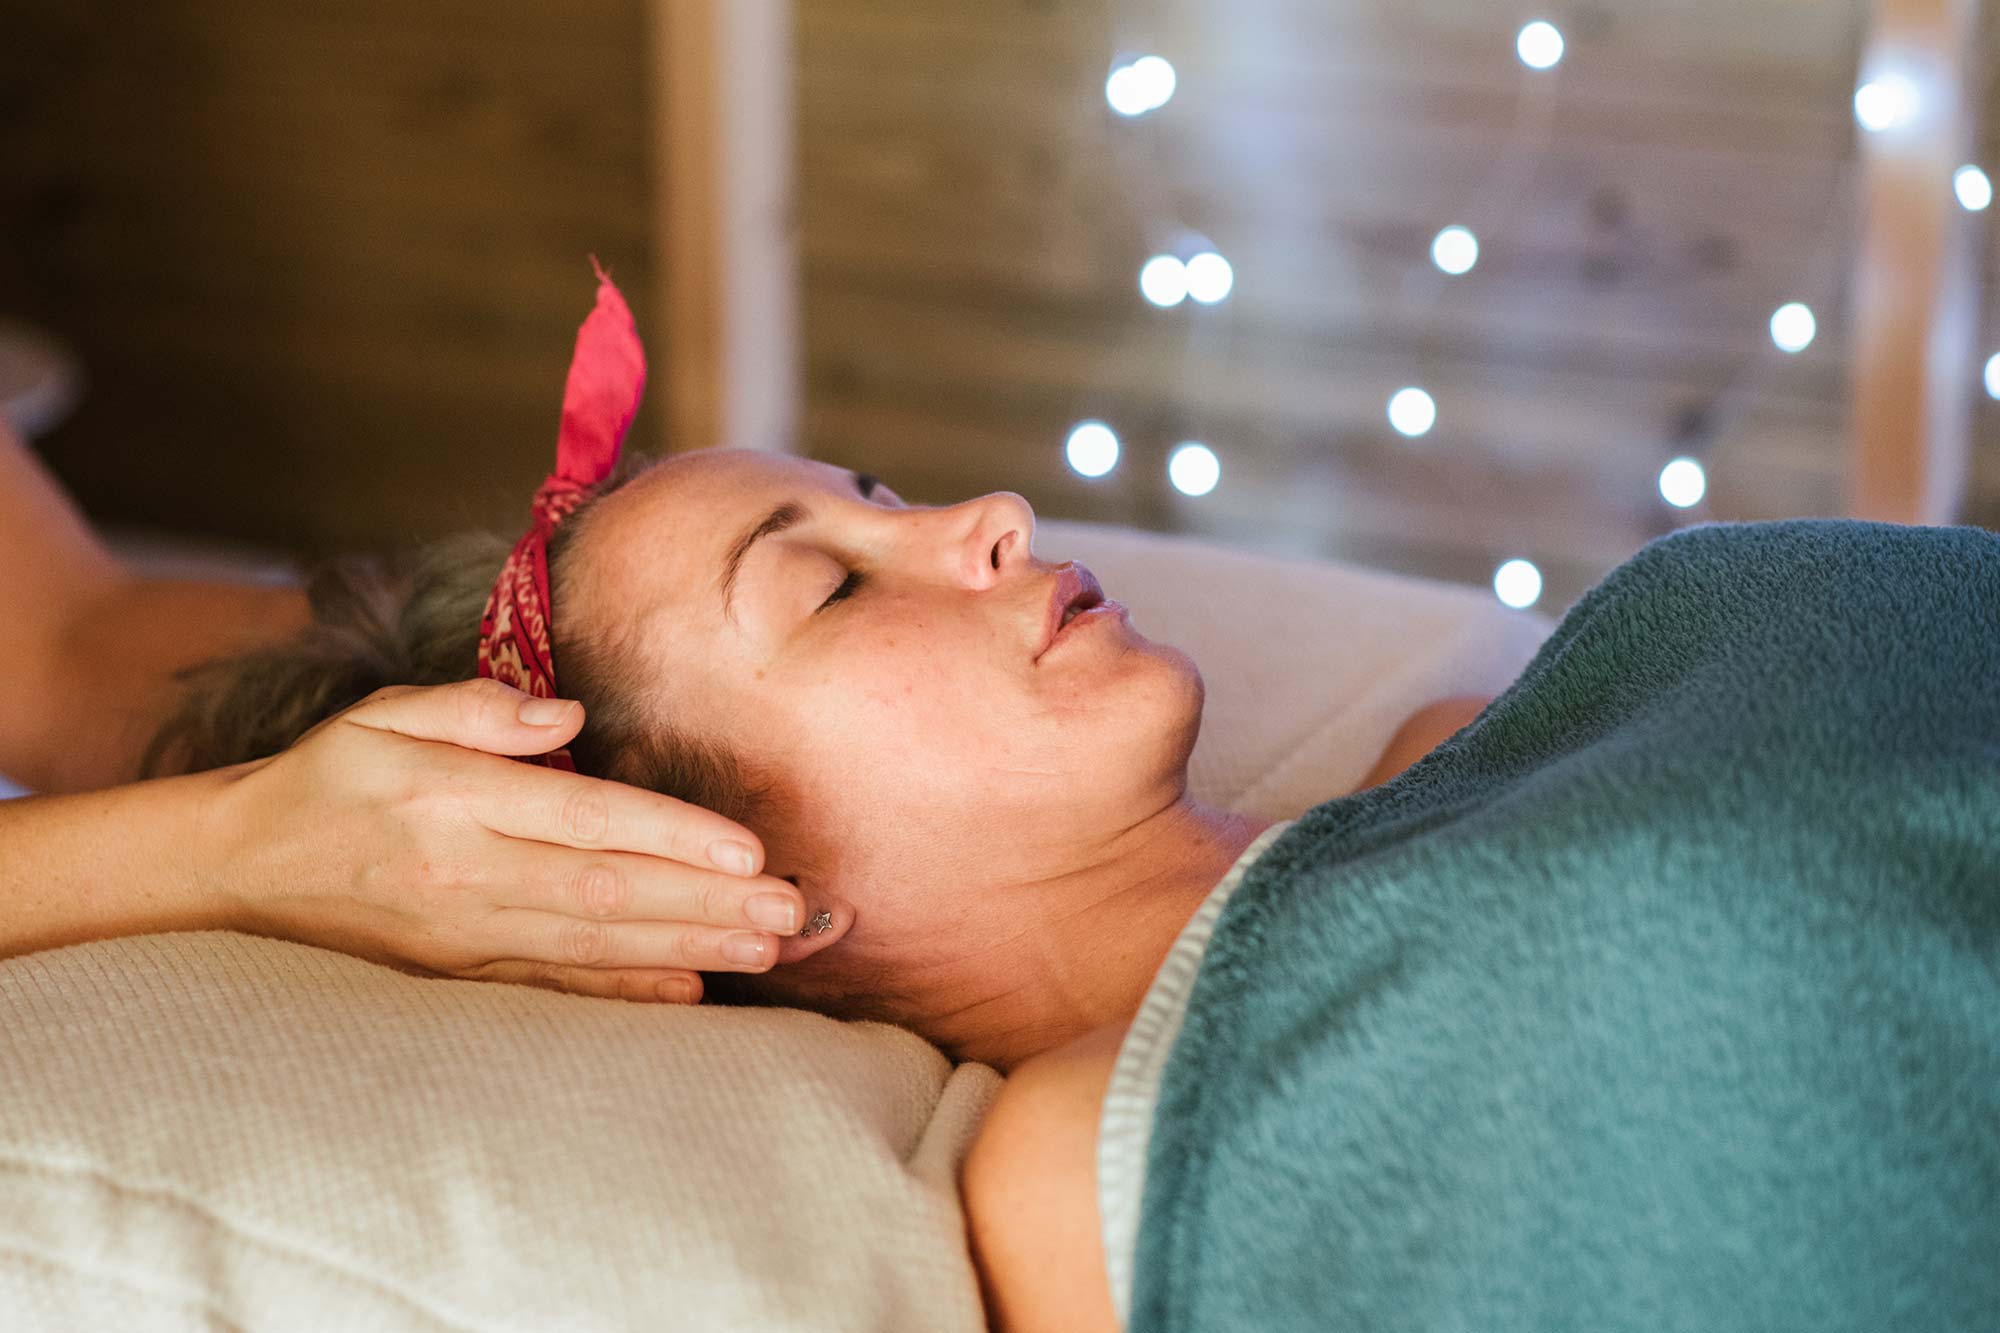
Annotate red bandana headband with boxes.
[476,258,647,772]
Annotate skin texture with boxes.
[565,448,1274,1071]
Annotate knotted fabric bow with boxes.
[475,258,647,772]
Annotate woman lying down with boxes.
[153,274,2000,1332]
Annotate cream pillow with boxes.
[0,931,996,1332]
[0,521,1554,1330]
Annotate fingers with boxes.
[345,677,770,875]
[474,762,770,877]
[476,841,804,936]
[480,909,785,976]
[469,961,707,1005]
[343,678,587,759]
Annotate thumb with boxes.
[343,678,586,757]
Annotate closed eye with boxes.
[817,568,863,612]
[813,470,889,613]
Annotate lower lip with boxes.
[1044,600,1127,657]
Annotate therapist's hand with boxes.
[201,677,803,1004]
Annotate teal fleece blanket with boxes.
[1132,519,2000,1332]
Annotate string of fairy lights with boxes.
[1064,17,1998,611]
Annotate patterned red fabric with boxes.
[476,258,648,771]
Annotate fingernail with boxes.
[746,892,799,933]
[722,933,773,967]
[659,978,697,1003]
[519,697,578,725]
[708,840,757,876]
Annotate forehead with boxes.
[581,448,855,624]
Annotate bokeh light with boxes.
[1106,55,1177,116]
[1431,226,1479,276]
[1955,165,1993,211]
[1167,442,1220,496]
[1388,387,1437,437]
[1185,251,1235,304]
[1658,456,1707,509]
[1140,254,1190,307]
[1493,558,1543,609]
[1517,21,1564,70]
[1854,73,1919,133]
[1065,421,1120,478]
[1770,302,1816,354]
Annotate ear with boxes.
[768,873,852,965]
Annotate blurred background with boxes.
[1,0,1995,615]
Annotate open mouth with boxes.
[1036,563,1111,662]
[1059,585,1106,628]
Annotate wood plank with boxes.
[799,240,1858,382]
[801,0,1861,87]
[803,285,1848,462]
[796,65,1863,380]
[1847,0,1981,523]
[647,0,801,456]
[0,0,656,556]
[654,0,727,456]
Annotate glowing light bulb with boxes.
[1517,21,1564,70]
[1167,442,1220,496]
[1106,55,1176,116]
[1955,165,1993,211]
[1658,457,1706,509]
[1493,559,1542,609]
[1854,73,1919,133]
[1388,387,1437,437]
[1140,254,1189,307]
[1431,226,1479,276]
[1770,302,1816,354]
[1129,56,1176,110]
[1185,252,1234,304]
[1984,352,2000,400]
[1065,421,1120,478]
[1106,65,1148,116]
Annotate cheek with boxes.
[762,624,1202,825]
[783,634,1028,786]
[838,636,1005,745]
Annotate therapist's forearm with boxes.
[0,765,242,960]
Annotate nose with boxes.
[945,491,1035,591]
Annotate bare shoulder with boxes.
[1355,693,1495,790]
[961,1020,1131,1333]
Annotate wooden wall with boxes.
[0,0,655,556]
[3,0,1994,617]
[798,0,2000,613]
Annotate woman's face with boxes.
[574,448,1206,970]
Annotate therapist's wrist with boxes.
[185,758,271,935]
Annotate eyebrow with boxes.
[720,471,880,621]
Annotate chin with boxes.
[1129,641,1206,781]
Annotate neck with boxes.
[911,795,1273,1073]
